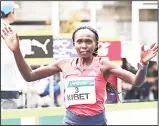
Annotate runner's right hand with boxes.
[1,25,20,52]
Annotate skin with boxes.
[2,10,15,24]
[74,29,97,67]
[1,27,158,90]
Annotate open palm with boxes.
[140,43,158,65]
[1,25,19,52]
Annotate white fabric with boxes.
[1,19,26,91]
[64,77,96,108]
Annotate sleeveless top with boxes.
[63,57,107,116]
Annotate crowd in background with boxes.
[121,58,158,102]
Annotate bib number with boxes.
[65,77,96,108]
[75,87,79,93]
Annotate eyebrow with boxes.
[75,37,94,41]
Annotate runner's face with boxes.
[74,29,97,58]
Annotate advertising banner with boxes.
[19,34,121,66]
[19,36,53,58]
[53,38,121,61]
[98,41,121,61]
[53,38,77,59]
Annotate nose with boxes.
[81,42,87,48]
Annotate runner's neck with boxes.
[76,56,94,71]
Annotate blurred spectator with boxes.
[38,75,61,107]
[140,61,158,101]
[53,75,61,107]
[37,78,52,107]
[1,1,27,109]
[121,58,137,74]
[122,59,158,102]
[23,65,62,108]
[124,87,140,100]
[121,58,140,101]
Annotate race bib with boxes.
[65,77,96,108]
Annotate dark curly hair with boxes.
[72,26,99,56]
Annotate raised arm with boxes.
[101,43,158,87]
[1,25,64,82]
[14,48,63,81]
[103,61,146,87]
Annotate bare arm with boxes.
[13,48,66,82]
[100,43,158,88]
[104,60,147,87]
[1,25,68,82]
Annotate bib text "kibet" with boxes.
[67,93,90,101]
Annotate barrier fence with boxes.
[1,101,157,125]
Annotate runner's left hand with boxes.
[140,43,158,65]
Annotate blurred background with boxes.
[4,1,158,109]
